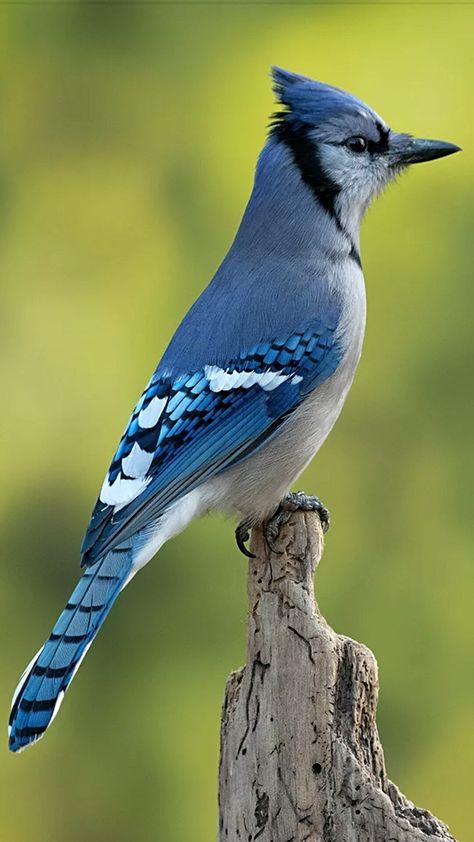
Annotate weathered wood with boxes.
[218,510,456,842]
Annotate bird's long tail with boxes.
[8,547,133,753]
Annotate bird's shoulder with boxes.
[158,252,348,374]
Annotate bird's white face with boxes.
[311,110,399,227]
[311,108,459,232]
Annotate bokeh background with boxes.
[0,2,472,840]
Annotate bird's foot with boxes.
[235,517,256,558]
[264,491,330,554]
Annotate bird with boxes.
[8,67,459,753]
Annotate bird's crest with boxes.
[270,66,369,131]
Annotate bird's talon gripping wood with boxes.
[264,491,330,552]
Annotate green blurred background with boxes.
[0,2,472,840]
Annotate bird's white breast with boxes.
[204,262,367,521]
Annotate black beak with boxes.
[388,132,461,166]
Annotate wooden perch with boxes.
[218,510,456,842]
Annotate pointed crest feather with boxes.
[270,66,371,131]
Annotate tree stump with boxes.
[218,510,456,842]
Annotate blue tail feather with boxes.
[9,548,132,753]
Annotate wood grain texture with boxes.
[218,510,456,842]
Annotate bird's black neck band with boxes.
[272,119,362,269]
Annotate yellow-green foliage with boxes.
[0,4,472,840]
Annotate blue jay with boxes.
[9,68,459,752]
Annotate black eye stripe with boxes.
[369,123,390,153]
[367,138,388,153]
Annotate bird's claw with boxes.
[236,493,329,558]
[263,491,330,554]
[235,518,256,558]
[282,491,330,533]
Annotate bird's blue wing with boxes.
[81,322,343,565]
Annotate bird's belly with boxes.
[207,349,360,521]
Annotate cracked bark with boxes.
[218,510,457,842]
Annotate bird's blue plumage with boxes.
[10,66,457,752]
[272,66,375,129]
[9,548,132,752]
[9,320,343,752]
[81,320,343,565]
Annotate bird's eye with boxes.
[346,136,368,153]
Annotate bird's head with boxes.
[270,67,460,229]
